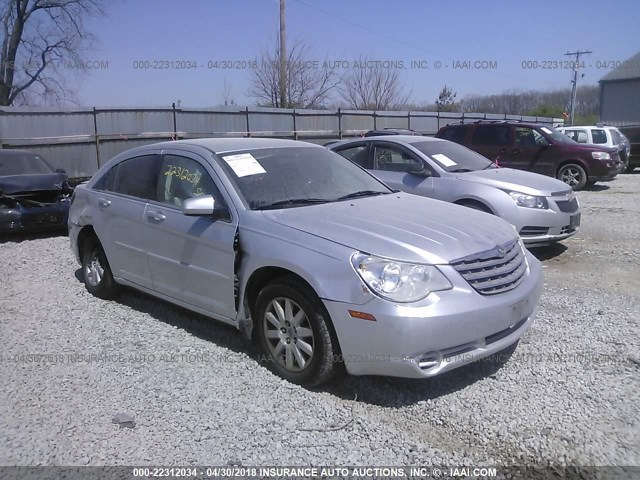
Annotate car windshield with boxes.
[411,141,493,172]
[215,147,392,210]
[0,151,55,176]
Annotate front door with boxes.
[370,141,434,196]
[143,152,238,319]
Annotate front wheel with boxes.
[255,277,340,386]
[557,163,587,191]
[81,237,119,299]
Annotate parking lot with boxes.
[0,173,638,467]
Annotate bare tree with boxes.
[0,0,104,106]
[339,57,410,110]
[248,38,337,109]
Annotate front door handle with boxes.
[512,148,521,155]
[147,210,166,221]
[98,198,111,208]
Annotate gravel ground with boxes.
[0,174,638,468]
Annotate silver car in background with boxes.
[69,138,543,386]
[331,136,581,247]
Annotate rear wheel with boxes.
[557,163,587,191]
[255,277,340,386]
[81,237,119,299]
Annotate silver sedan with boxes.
[331,136,581,247]
[69,138,542,386]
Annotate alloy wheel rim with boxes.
[263,297,314,372]
[85,251,104,287]
[561,167,580,186]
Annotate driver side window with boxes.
[373,144,421,172]
[157,155,228,217]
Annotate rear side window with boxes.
[471,125,510,146]
[334,145,370,168]
[111,155,160,200]
[439,126,467,144]
[592,129,607,144]
[610,129,622,144]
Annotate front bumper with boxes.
[0,202,70,234]
[588,162,621,182]
[323,251,543,378]
[506,195,581,247]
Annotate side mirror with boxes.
[55,168,66,174]
[407,163,430,176]
[182,195,215,216]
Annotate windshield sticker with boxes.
[541,127,553,134]
[431,153,457,167]
[222,153,267,177]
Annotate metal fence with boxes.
[0,105,563,179]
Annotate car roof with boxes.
[558,125,619,130]
[0,149,38,158]
[442,121,543,129]
[138,137,324,155]
[331,135,444,148]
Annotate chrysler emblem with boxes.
[497,247,506,257]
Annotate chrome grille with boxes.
[556,198,579,213]
[452,240,527,295]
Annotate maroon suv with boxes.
[435,121,622,190]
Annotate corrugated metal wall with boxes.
[600,80,640,126]
[0,106,562,179]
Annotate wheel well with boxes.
[243,267,342,353]
[557,159,588,176]
[77,225,98,260]
[454,199,493,214]
[244,267,314,318]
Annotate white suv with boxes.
[557,125,631,173]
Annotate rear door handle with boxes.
[147,210,166,222]
[98,198,111,208]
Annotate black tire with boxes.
[621,153,630,173]
[557,163,587,191]
[458,201,492,214]
[254,277,341,386]
[81,236,119,299]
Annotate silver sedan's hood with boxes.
[456,168,570,196]
[262,193,518,264]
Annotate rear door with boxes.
[469,124,511,164]
[502,126,556,176]
[91,154,161,289]
[143,151,238,319]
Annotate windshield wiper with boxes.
[450,168,474,173]
[483,162,498,170]
[335,190,389,201]
[256,198,330,210]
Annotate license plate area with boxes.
[570,213,581,228]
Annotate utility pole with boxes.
[279,0,287,108]
[565,50,592,125]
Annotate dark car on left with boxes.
[0,149,72,233]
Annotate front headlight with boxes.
[592,151,611,160]
[351,253,452,303]
[508,191,548,209]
